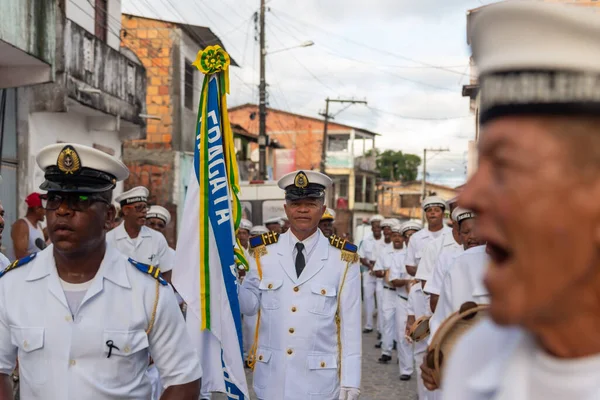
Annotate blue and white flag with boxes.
[173,46,249,399]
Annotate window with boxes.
[185,61,195,109]
[95,0,108,42]
[399,193,421,208]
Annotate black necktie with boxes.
[295,242,305,277]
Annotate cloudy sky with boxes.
[123,0,499,187]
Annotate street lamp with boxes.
[265,41,315,55]
[258,37,315,180]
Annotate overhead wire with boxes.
[272,9,470,77]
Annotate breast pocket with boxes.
[259,280,283,310]
[99,329,149,386]
[10,326,47,384]
[308,284,338,317]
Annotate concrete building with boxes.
[229,104,379,238]
[377,181,459,221]
[119,13,242,245]
[0,0,146,256]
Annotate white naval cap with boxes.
[369,214,384,223]
[239,219,253,231]
[401,220,423,235]
[381,218,397,228]
[264,216,282,226]
[451,207,476,224]
[277,170,333,201]
[472,2,600,125]
[422,196,446,211]
[147,205,171,225]
[391,224,403,234]
[115,186,149,206]
[36,143,129,193]
[250,225,269,236]
[321,208,336,221]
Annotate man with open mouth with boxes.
[433,2,600,399]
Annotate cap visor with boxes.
[40,180,115,193]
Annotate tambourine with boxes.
[426,301,489,387]
[408,316,430,343]
[407,279,420,293]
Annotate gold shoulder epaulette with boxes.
[128,258,168,286]
[0,253,36,278]
[328,235,359,263]
[249,232,279,257]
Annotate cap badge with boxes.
[294,171,309,189]
[57,145,81,175]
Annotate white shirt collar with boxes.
[114,223,152,240]
[289,229,320,260]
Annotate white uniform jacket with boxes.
[415,230,460,282]
[0,245,201,399]
[239,230,362,400]
[423,246,463,296]
[106,224,170,271]
[405,226,451,269]
[429,245,490,340]
[387,250,409,299]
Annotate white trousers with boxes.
[381,288,397,356]
[362,271,377,330]
[242,313,257,358]
[395,295,414,376]
[375,278,384,333]
[415,350,432,400]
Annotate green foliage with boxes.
[366,149,421,182]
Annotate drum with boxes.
[426,301,489,386]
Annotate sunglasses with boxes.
[125,203,149,213]
[45,193,110,212]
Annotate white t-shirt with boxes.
[529,347,600,400]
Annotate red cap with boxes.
[25,193,43,208]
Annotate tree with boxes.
[367,149,421,182]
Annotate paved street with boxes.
[215,315,417,400]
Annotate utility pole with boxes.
[421,147,449,223]
[258,0,267,180]
[319,98,367,173]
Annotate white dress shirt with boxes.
[405,225,452,268]
[428,245,490,341]
[0,245,201,399]
[415,229,461,282]
[106,224,170,271]
[289,229,320,268]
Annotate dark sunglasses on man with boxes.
[45,192,110,212]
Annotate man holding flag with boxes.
[239,170,362,400]
[173,46,250,400]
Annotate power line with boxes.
[368,106,471,121]
[272,9,470,77]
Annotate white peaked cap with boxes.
[115,186,149,206]
[452,207,476,224]
[369,214,384,223]
[422,196,446,211]
[381,218,397,228]
[147,205,171,225]
[264,216,282,225]
[239,219,253,231]
[401,220,423,234]
[250,225,270,236]
[472,2,600,124]
[36,143,128,193]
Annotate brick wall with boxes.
[120,15,178,245]
[121,15,176,146]
[229,105,352,171]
